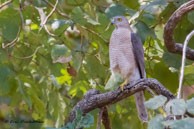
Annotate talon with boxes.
[120,84,124,91]
[120,79,128,91]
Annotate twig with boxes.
[97,108,103,129]
[19,0,25,30]
[35,7,56,37]
[42,0,108,44]
[145,87,155,97]
[79,25,109,44]
[42,0,70,19]
[12,46,41,59]
[39,0,59,31]
[0,0,14,9]
[44,25,56,37]
[177,30,194,99]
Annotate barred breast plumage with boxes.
[109,28,136,79]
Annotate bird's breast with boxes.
[109,28,137,78]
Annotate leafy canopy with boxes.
[0,0,194,129]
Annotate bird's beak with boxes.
[111,18,115,25]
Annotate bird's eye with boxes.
[117,18,122,22]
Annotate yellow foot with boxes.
[120,79,128,91]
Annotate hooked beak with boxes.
[111,18,115,25]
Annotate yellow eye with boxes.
[117,18,122,22]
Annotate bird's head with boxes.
[111,16,129,28]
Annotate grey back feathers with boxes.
[131,33,145,78]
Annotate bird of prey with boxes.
[109,16,148,122]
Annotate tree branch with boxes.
[178,30,194,99]
[39,0,58,32]
[101,106,111,129]
[97,108,103,129]
[97,106,111,129]
[42,0,109,44]
[42,0,70,19]
[69,78,175,122]
[0,0,14,9]
[164,0,194,60]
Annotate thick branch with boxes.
[164,0,194,60]
[69,78,175,122]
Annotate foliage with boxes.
[146,96,194,129]
[45,109,94,129]
[0,0,194,129]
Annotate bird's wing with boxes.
[131,33,145,78]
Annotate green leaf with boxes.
[188,11,194,25]
[33,0,46,7]
[162,52,181,70]
[145,95,167,110]
[0,8,20,42]
[184,74,194,86]
[16,77,32,109]
[74,108,94,128]
[75,108,83,121]
[48,92,66,128]
[186,98,194,115]
[183,74,194,86]
[66,0,87,6]
[56,69,72,85]
[51,45,71,60]
[173,0,189,7]
[144,0,168,15]
[105,4,126,19]
[123,0,140,10]
[77,113,94,128]
[71,7,87,26]
[151,62,179,92]
[72,52,83,72]
[86,17,100,25]
[162,118,194,129]
[85,55,107,79]
[141,14,157,27]
[0,65,15,95]
[48,19,73,35]
[27,87,47,119]
[148,115,164,129]
[132,21,156,43]
[165,99,186,115]
[184,65,194,75]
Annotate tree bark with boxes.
[69,78,175,122]
[164,0,194,60]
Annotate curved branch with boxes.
[69,78,175,122]
[164,0,194,60]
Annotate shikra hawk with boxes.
[109,16,148,122]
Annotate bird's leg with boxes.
[120,79,128,91]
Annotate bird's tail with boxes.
[134,91,148,123]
